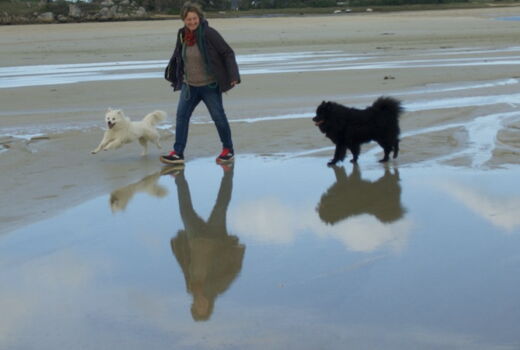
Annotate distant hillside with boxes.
[1,0,519,25]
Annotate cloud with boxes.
[438,181,520,232]
[309,214,412,253]
[230,197,302,244]
[230,197,412,253]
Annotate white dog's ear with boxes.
[107,107,113,112]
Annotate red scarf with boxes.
[183,29,196,47]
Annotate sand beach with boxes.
[1,7,520,349]
[1,7,520,233]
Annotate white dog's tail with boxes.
[143,110,167,126]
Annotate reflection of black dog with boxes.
[170,166,245,322]
[312,97,403,166]
[317,165,405,224]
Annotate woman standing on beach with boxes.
[161,1,240,165]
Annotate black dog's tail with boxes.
[372,96,403,159]
[372,96,404,117]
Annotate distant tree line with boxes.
[130,0,481,12]
[4,0,507,16]
[139,0,346,11]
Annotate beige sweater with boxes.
[184,44,216,87]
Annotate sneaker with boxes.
[216,148,234,163]
[160,150,184,165]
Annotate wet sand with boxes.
[1,7,520,349]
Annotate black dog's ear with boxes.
[319,100,329,108]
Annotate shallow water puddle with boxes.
[1,156,520,349]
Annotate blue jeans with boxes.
[174,83,233,155]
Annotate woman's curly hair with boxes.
[180,2,204,20]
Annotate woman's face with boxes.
[184,11,200,32]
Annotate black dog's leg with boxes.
[349,144,360,163]
[393,139,400,159]
[379,146,392,162]
[328,143,348,166]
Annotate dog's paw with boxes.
[91,150,97,154]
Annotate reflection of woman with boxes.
[161,2,240,165]
[171,165,245,321]
[317,165,405,224]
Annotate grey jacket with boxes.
[165,19,241,93]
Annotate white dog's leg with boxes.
[139,138,148,156]
[150,131,162,150]
[92,135,112,154]
[103,139,123,151]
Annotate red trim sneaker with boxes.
[160,150,184,165]
[216,148,234,163]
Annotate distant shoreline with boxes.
[2,1,520,25]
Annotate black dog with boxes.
[313,97,403,166]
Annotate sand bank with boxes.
[1,7,520,234]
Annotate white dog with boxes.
[91,108,166,156]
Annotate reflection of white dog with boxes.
[110,172,167,212]
[91,108,166,156]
